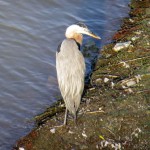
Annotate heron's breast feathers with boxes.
[56,39,85,99]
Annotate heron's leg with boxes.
[64,108,68,125]
[74,111,77,125]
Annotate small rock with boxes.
[113,41,131,52]
[135,75,141,83]
[50,128,55,134]
[131,128,142,138]
[89,87,95,91]
[120,61,130,68]
[100,118,103,121]
[96,78,102,82]
[111,82,115,89]
[68,130,74,134]
[60,104,65,107]
[111,143,115,148]
[129,18,134,23]
[82,131,87,138]
[19,148,25,150]
[126,80,136,87]
[96,144,99,149]
[124,88,134,93]
[104,140,109,147]
[131,36,139,41]
[99,107,103,111]
[104,77,109,83]
[135,31,142,35]
[122,85,127,89]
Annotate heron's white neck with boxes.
[65,25,83,45]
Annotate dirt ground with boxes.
[13,0,150,149]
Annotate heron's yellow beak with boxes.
[86,31,101,39]
[81,29,101,39]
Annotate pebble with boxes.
[68,130,74,134]
[104,77,109,83]
[135,75,141,83]
[120,61,130,68]
[50,128,56,134]
[129,18,134,23]
[82,131,87,138]
[135,31,142,35]
[125,88,134,93]
[126,80,136,87]
[131,36,139,41]
[19,148,25,150]
[113,41,131,52]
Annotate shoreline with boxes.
[14,0,150,149]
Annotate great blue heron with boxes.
[56,22,100,125]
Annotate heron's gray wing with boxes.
[56,39,85,115]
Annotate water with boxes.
[0,0,129,149]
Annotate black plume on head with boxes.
[76,22,88,29]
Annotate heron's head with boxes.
[65,22,100,44]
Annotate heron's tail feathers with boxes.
[64,97,81,117]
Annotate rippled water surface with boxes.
[0,0,129,149]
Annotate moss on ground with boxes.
[14,0,150,149]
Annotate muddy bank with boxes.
[14,0,150,149]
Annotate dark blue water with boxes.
[0,0,129,149]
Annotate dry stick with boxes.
[120,55,150,63]
[109,55,150,67]
[102,126,116,138]
[95,74,119,78]
[86,110,105,114]
[137,89,150,94]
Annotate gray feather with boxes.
[56,39,85,116]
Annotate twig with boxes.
[137,89,150,94]
[102,126,116,138]
[109,55,150,67]
[95,74,119,78]
[86,110,104,114]
[122,55,150,63]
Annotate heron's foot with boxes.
[63,108,68,125]
[73,111,78,127]
[74,118,77,126]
